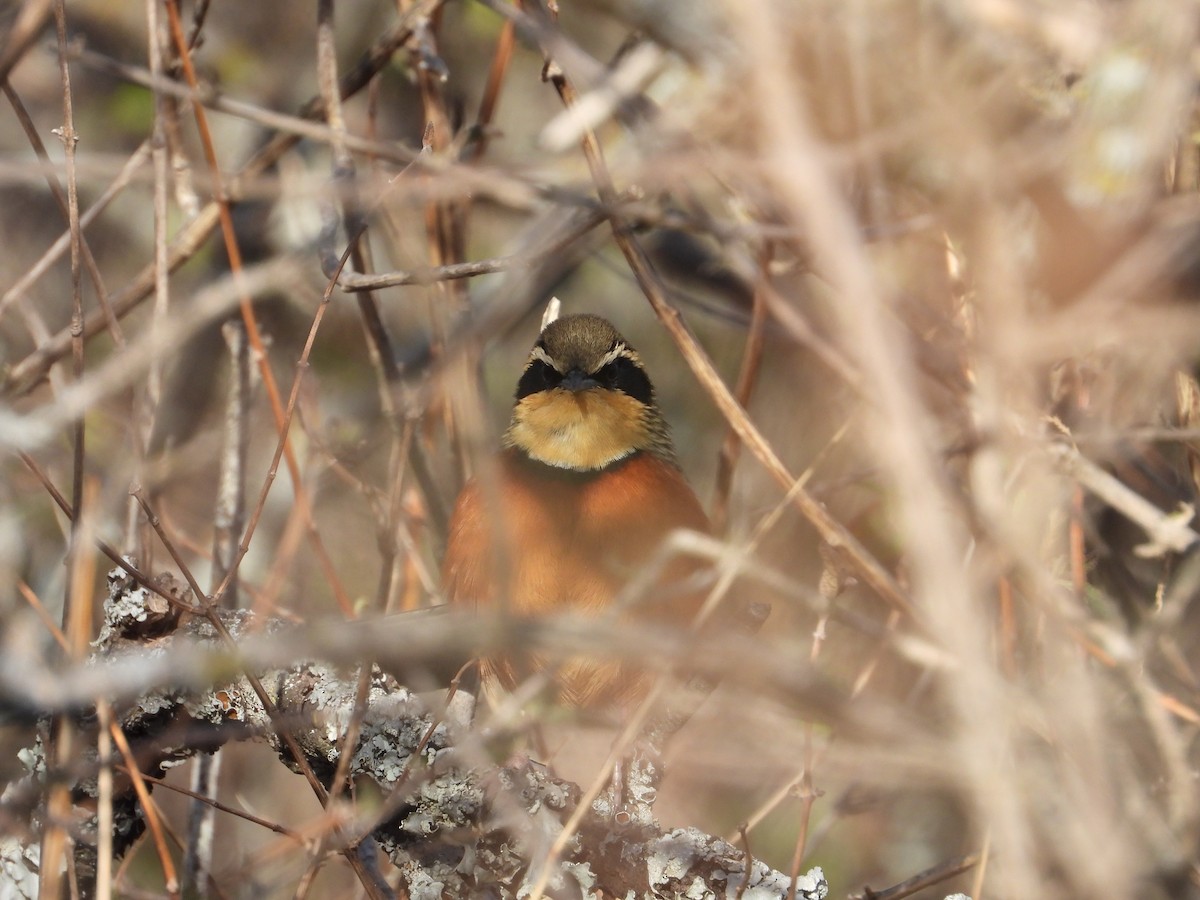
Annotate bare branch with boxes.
[5,568,828,900]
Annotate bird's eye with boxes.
[597,355,653,405]
[515,359,562,399]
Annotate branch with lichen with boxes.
[1,566,826,899]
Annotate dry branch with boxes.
[2,567,828,899]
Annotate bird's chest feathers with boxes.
[503,457,670,615]
[507,389,648,471]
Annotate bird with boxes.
[441,312,711,711]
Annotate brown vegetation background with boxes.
[3,0,1200,897]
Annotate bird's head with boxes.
[504,314,677,471]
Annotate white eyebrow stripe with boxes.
[591,344,630,372]
[529,346,561,371]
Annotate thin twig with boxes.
[712,241,772,531]
[184,310,248,893]
[54,0,84,630]
[161,0,354,616]
[3,258,303,451]
[971,833,990,899]
[735,824,754,900]
[95,703,113,900]
[131,488,337,800]
[412,9,471,490]
[18,452,197,612]
[136,0,172,566]
[107,708,182,898]
[120,769,302,840]
[210,319,251,604]
[788,604,826,900]
[736,600,897,847]
[205,236,358,637]
[40,5,86,893]
[787,763,817,900]
[3,15,420,397]
[469,18,516,162]
[851,852,980,900]
[315,0,405,491]
[16,581,68,647]
[1048,440,1200,556]
[68,43,419,168]
[0,84,126,337]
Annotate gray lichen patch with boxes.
[96,564,186,644]
[645,829,827,899]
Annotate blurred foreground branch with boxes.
[1,567,827,899]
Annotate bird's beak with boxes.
[560,369,599,392]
